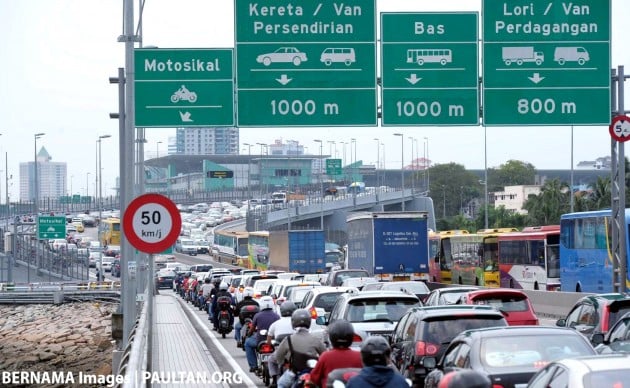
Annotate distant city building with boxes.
[171,127,239,155]
[19,147,67,201]
[167,136,177,155]
[492,185,542,215]
[576,155,611,170]
[267,139,304,156]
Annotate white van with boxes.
[320,48,356,66]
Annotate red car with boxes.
[458,288,539,326]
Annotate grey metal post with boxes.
[314,140,323,229]
[394,133,404,211]
[484,126,489,229]
[373,138,379,187]
[121,0,138,345]
[34,133,44,274]
[613,66,627,293]
[570,126,574,212]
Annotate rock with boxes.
[38,352,55,361]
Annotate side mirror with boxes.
[315,316,328,325]
[591,333,605,345]
[556,318,566,327]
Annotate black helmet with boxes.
[328,320,355,348]
[291,309,312,329]
[360,336,390,366]
[280,301,297,317]
[213,278,221,286]
[438,370,491,388]
[204,278,211,284]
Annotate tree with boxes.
[523,178,570,225]
[429,163,483,220]
[488,160,536,192]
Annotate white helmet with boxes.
[243,287,255,299]
[259,295,274,311]
[219,282,229,291]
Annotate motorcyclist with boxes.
[234,287,259,346]
[274,309,326,387]
[208,278,222,321]
[346,336,408,388]
[198,278,214,311]
[309,319,363,388]
[267,301,298,387]
[212,281,235,331]
[245,295,280,373]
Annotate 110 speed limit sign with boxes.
[123,193,182,253]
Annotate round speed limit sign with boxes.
[123,193,182,253]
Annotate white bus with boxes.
[406,49,452,66]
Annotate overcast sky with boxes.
[1,0,628,201]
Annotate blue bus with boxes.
[560,210,630,293]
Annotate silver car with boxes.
[527,354,630,388]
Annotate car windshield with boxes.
[583,369,630,387]
[480,334,594,369]
[441,291,471,304]
[383,282,430,294]
[472,295,529,312]
[346,298,418,322]
[423,316,507,345]
[314,292,346,312]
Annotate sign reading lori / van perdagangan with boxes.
[235,0,377,127]
[483,0,610,126]
[134,48,234,128]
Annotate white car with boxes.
[256,47,307,66]
[297,286,358,334]
[100,257,113,272]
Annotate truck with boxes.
[267,230,326,273]
[346,212,430,282]
[270,191,307,205]
[502,46,544,66]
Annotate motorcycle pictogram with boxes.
[170,85,197,103]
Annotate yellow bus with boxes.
[99,218,121,246]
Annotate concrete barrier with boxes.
[521,289,594,319]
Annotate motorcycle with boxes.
[255,330,275,386]
[216,295,234,338]
[238,305,260,349]
[170,85,198,103]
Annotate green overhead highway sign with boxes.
[482,0,611,126]
[38,216,66,239]
[134,48,234,127]
[235,0,377,127]
[326,159,342,176]
[381,12,479,126]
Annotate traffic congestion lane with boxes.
[167,288,265,387]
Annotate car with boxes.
[245,273,279,288]
[379,281,431,302]
[111,259,121,277]
[103,245,121,257]
[423,326,597,388]
[340,277,379,290]
[556,293,630,345]
[423,286,480,306]
[256,47,307,66]
[155,269,177,289]
[390,305,508,386]
[592,311,630,354]
[269,280,321,307]
[299,286,360,333]
[527,354,630,388]
[252,278,279,299]
[316,290,421,349]
[189,264,213,273]
[457,288,539,326]
[100,256,113,272]
[324,269,371,287]
[88,251,102,268]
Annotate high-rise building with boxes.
[171,127,239,155]
[19,147,67,201]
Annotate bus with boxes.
[248,231,270,271]
[449,228,517,287]
[560,210,630,293]
[406,48,452,66]
[428,231,441,282]
[212,230,249,267]
[498,225,560,291]
[99,218,120,246]
[433,230,470,284]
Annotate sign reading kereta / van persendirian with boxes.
[134,48,234,127]
[123,194,182,254]
[483,0,611,126]
[234,0,377,127]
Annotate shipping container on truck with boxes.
[346,212,430,282]
[267,230,326,273]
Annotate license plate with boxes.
[259,354,270,362]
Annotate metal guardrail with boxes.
[0,281,121,304]
[117,294,149,388]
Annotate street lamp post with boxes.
[373,138,380,187]
[424,137,430,194]
[97,135,111,246]
[156,141,163,158]
[394,133,405,211]
[33,133,44,278]
[86,172,91,198]
[442,185,447,218]
[484,127,489,229]
[314,140,324,229]
[408,137,415,194]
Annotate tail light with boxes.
[158,277,164,281]
[352,334,362,343]
[415,341,439,356]
[259,343,275,354]
[492,385,505,388]
[309,307,318,319]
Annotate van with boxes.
[320,48,356,66]
[554,47,589,65]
